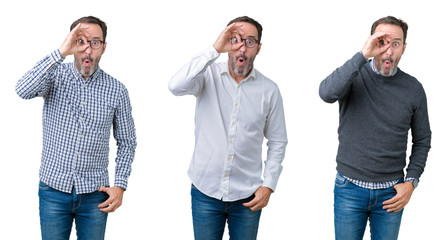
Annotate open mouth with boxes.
[82,56,93,67]
[382,57,393,68]
[237,56,246,66]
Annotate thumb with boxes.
[98,186,108,192]
[243,199,256,208]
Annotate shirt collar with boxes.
[370,58,398,77]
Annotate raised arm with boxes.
[319,31,394,103]
[16,23,90,99]
[168,23,245,96]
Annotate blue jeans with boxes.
[334,173,404,240]
[38,181,108,240]
[191,185,261,240]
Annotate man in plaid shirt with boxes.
[16,16,136,240]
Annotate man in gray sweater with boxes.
[319,16,431,240]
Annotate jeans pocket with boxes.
[38,181,51,191]
[334,173,348,188]
[191,184,198,191]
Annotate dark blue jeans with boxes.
[334,173,404,240]
[191,184,261,240]
[38,181,108,240]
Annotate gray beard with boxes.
[229,57,254,77]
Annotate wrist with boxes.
[58,48,68,58]
[405,178,419,188]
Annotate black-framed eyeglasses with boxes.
[230,37,259,48]
[76,39,104,50]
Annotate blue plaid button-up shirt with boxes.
[16,50,136,194]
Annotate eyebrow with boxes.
[244,35,258,40]
[90,36,103,40]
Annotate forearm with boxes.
[407,135,431,179]
[406,91,431,179]
[113,89,137,189]
[114,141,136,190]
[168,46,219,96]
[16,50,63,99]
[263,89,287,191]
[319,52,366,103]
[263,140,287,191]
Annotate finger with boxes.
[100,200,122,213]
[383,200,399,209]
[386,204,404,213]
[383,195,399,205]
[231,23,244,33]
[231,42,244,51]
[250,204,261,212]
[243,198,257,208]
[98,197,113,208]
[99,204,115,213]
[73,23,90,35]
[371,31,391,40]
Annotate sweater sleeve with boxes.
[319,52,367,103]
[406,87,431,179]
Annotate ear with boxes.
[102,42,107,54]
[402,42,406,55]
[256,43,262,55]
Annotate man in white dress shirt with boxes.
[169,16,287,240]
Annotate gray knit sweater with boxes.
[319,52,431,182]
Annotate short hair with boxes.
[371,16,408,43]
[70,16,107,42]
[227,16,263,43]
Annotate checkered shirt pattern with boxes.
[344,175,416,189]
[16,50,136,194]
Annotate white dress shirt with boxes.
[169,46,287,201]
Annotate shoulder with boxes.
[95,69,131,104]
[98,69,127,91]
[397,69,425,93]
[253,69,280,91]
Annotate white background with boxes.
[1,0,445,239]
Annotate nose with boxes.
[239,43,247,53]
[85,45,92,54]
[386,45,393,56]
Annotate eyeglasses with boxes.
[230,37,259,48]
[76,39,104,50]
[379,39,402,49]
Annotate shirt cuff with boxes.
[50,49,65,63]
[114,178,128,191]
[404,177,416,182]
[206,45,220,59]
